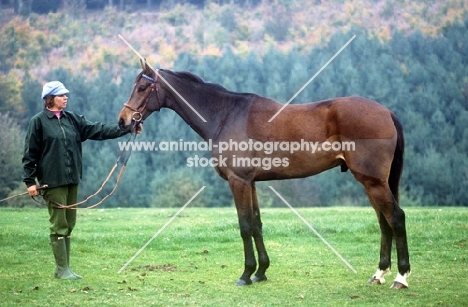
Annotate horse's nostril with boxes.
[118,118,126,130]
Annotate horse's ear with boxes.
[140,58,154,75]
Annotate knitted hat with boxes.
[41,81,69,99]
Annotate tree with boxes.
[0,113,24,201]
[21,71,43,127]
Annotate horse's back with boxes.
[246,96,395,142]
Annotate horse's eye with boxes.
[137,85,147,93]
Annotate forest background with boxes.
[1,0,467,208]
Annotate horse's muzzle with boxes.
[118,117,130,132]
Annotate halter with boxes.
[123,72,161,122]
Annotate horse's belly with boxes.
[251,150,341,181]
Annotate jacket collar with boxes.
[44,108,68,119]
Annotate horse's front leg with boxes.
[228,175,257,286]
[251,183,270,282]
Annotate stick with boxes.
[0,185,48,203]
[117,186,206,274]
[268,35,356,122]
[269,186,357,273]
[118,34,146,62]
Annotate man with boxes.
[22,81,138,279]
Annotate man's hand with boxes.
[135,123,143,134]
[28,185,39,196]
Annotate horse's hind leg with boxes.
[388,203,410,289]
[368,211,393,285]
[251,183,270,282]
[358,175,411,288]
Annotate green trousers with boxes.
[43,184,79,236]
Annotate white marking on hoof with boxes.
[369,268,391,284]
[391,271,410,288]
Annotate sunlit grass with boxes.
[0,207,467,306]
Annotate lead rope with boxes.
[0,185,48,205]
[45,123,139,210]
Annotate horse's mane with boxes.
[160,69,235,93]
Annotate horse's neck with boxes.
[161,72,245,141]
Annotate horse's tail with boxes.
[389,113,404,204]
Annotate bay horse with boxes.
[118,61,411,289]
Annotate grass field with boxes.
[0,207,467,306]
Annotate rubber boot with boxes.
[65,236,83,279]
[50,236,79,280]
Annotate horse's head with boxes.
[118,60,163,132]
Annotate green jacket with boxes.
[22,108,128,189]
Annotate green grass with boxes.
[0,207,467,306]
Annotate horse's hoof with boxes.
[252,275,267,283]
[235,278,252,286]
[368,269,390,285]
[390,281,408,289]
[367,277,383,285]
